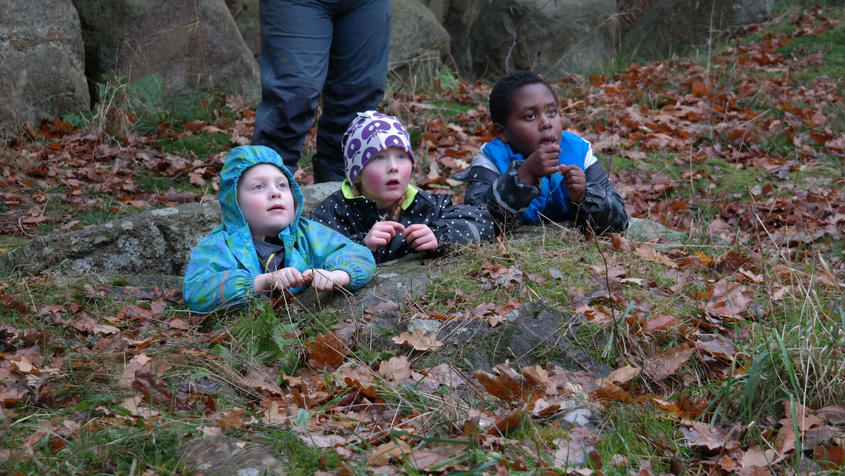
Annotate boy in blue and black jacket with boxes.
[460,71,628,234]
[183,145,375,313]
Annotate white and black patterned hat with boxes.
[342,110,414,184]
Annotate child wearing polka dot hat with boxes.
[311,111,495,264]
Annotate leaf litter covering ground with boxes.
[1,6,845,475]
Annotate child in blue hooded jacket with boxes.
[183,145,375,313]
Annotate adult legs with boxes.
[253,0,333,172]
[313,0,391,182]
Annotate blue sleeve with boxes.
[183,232,256,313]
[299,219,376,291]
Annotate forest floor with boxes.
[1,5,843,475]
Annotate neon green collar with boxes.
[341,179,418,209]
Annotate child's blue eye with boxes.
[546,109,558,117]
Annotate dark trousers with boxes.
[253,0,391,182]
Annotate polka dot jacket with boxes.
[310,181,496,264]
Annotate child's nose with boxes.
[387,158,399,171]
[539,114,551,128]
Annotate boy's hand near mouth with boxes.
[518,143,561,184]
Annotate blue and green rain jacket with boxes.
[183,146,375,312]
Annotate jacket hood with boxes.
[219,145,304,242]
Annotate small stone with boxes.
[564,408,593,427]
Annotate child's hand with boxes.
[403,224,438,252]
[559,165,586,204]
[518,143,561,184]
[254,267,306,292]
[303,269,350,292]
[364,221,404,251]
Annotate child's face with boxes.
[237,163,296,238]
[495,83,562,157]
[358,147,413,209]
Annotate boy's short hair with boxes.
[489,70,558,125]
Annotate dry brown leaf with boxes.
[680,420,734,452]
[695,333,736,360]
[740,445,779,468]
[392,329,443,351]
[634,243,678,268]
[237,371,284,397]
[816,405,845,425]
[367,440,411,466]
[705,279,752,319]
[644,314,679,332]
[340,364,378,398]
[609,233,631,252]
[590,382,629,402]
[643,345,693,382]
[813,445,845,470]
[218,407,244,429]
[308,332,347,369]
[119,396,159,418]
[474,364,526,402]
[0,386,28,405]
[378,355,413,382]
[522,365,555,395]
[10,356,37,375]
[425,363,467,389]
[120,353,151,388]
[603,365,641,386]
[168,318,190,330]
[574,304,615,328]
[487,405,525,435]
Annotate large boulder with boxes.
[421,0,484,74]
[390,0,451,79]
[465,0,617,80]
[0,182,339,281]
[0,0,90,139]
[621,0,773,61]
[225,0,260,59]
[72,0,259,100]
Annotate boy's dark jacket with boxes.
[310,182,495,263]
[459,133,628,234]
[183,146,375,312]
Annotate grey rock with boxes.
[179,436,286,476]
[72,0,259,100]
[563,408,593,426]
[621,0,773,61]
[361,299,611,375]
[0,201,220,279]
[390,0,451,80]
[296,255,432,319]
[420,0,450,23]
[0,182,340,283]
[225,0,260,59]
[0,0,90,139]
[439,0,484,74]
[466,0,617,80]
[408,319,442,334]
[626,217,686,243]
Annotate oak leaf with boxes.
[392,329,443,351]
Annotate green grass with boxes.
[155,132,230,158]
[777,10,845,79]
[598,403,690,474]
[261,428,340,475]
